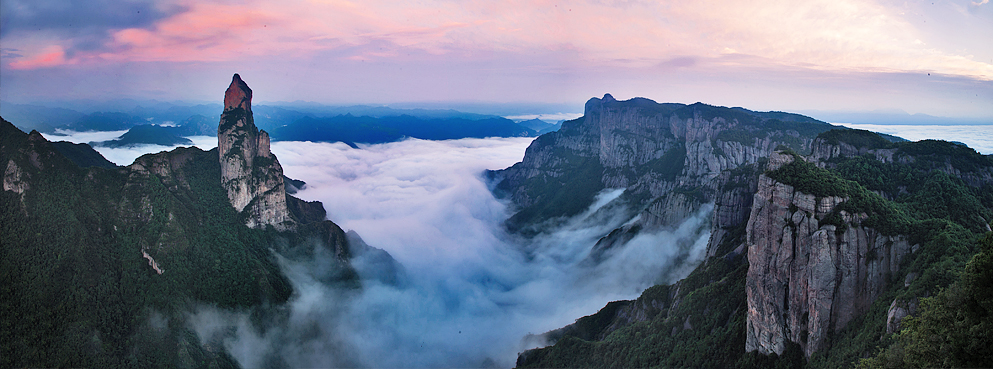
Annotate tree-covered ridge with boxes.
[0,118,354,368]
[519,239,757,368]
[859,232,993,368]
[51,140,118,168]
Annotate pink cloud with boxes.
[4,0,991,80]
[7,46,69,70]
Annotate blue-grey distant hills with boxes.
[269,114,537,146]
[2,100,545,145]
[516,118,563,135]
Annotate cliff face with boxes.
[492,95,832,260]
[506,104,993,367]
[744,152,912,357]
[218,74,293,230]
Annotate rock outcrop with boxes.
[744,152,912,357]
[217,74,293,230]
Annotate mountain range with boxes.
[2,80,991,368]
[493,94,993,368]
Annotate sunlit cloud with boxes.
[4,0,991,80]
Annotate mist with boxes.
[247,137,716,368]
[39,129,217,165]
[835,123,993,155]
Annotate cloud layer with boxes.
[836,123,993,154]
[237,137,715,367]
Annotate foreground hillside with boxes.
[0,75,366,367]
[496,96,993,368]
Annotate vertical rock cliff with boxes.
[744,152,912,357]
[218,74,293,230]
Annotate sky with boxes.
[1,0,991,120]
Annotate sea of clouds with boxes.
[263,138,713,367]
[835,123,993,155]
[41,122,991,367]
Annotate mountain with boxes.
[50,141,118,169]
[489,94,835,236]
[168,114,217,136]
[0,102,85,133]
[0,74,376,368]
[66,112,147,131]
[92,124,194,148]
[270,114,537,145]
[496,95,993,368]
[517,118,553,131]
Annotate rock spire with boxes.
[217,74,292,230]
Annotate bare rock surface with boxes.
[744,153,911,357]
[217,74,293,230]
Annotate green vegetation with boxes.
[51,141,118,168]
[0,118,353,367]
[859,232,993,369]
[521,127,993,368]
[519,250,753,368]
[817,129,893,150]
[505,146,606,233]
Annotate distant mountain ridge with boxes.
[91,124,194,148]
[271,114,537,146]
[2,100,545,145]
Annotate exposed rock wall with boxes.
[493,95,828,233]
[217,74,293,230]
[744,153,911,357]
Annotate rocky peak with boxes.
[216,74,292,230]
[223,74,252,113]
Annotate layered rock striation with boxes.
[218,74,293,230]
